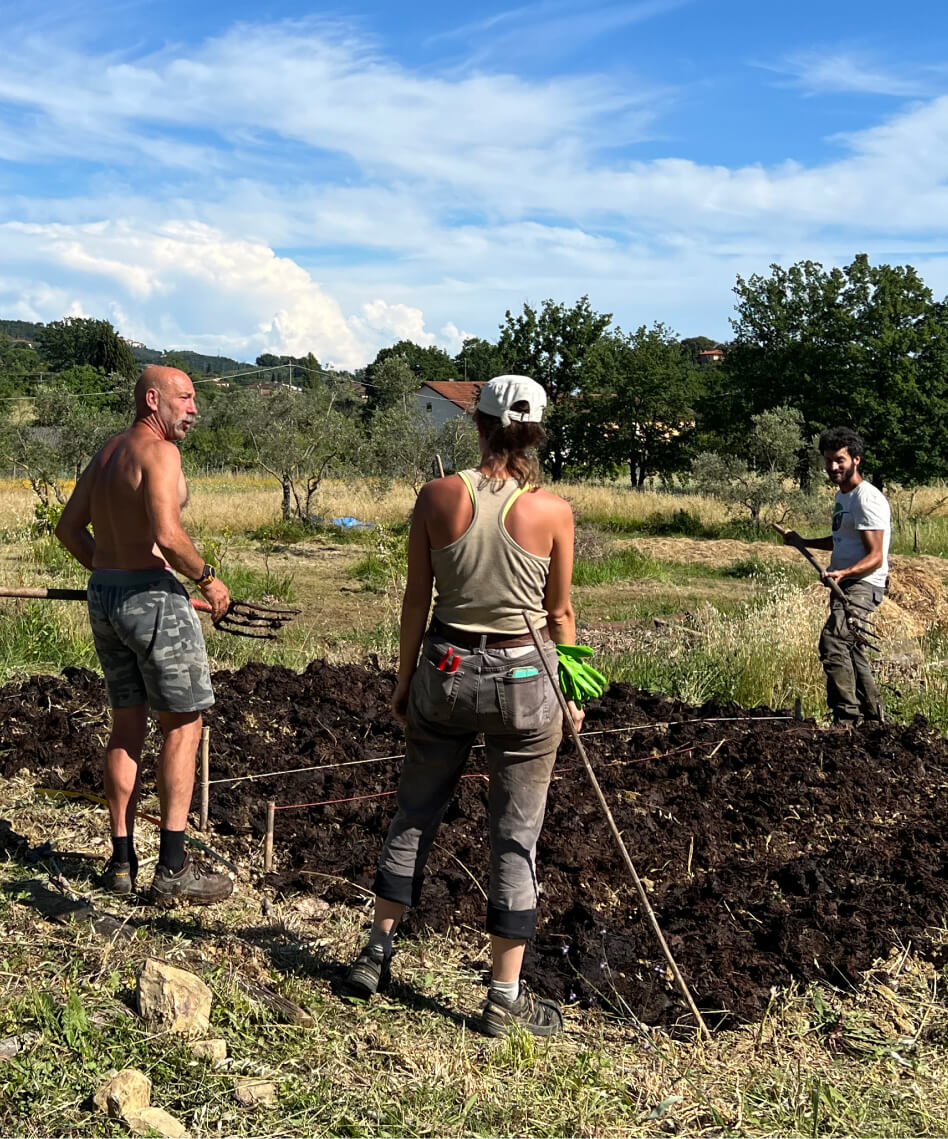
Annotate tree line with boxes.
[3,253,948,524]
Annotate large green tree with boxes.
[496,296,612,480]
[708,255,948,487]
[363,355,418,417]
[37,317,137,379]
[576,324,703,485]
[365,341,460,389]
[455,337,505,383]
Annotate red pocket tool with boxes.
[437,646,461,672]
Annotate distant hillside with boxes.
[0,319,44,342]
[1,318,256,377]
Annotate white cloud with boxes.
[767,50,937,98]
[2,17,948,360]
[0,220,374,367]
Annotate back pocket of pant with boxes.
[411,657,463,722]
[496,674,549,732]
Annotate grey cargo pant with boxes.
[819,579,885,723]
[373,632,562,940]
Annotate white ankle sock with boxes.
[489,977,520,1003]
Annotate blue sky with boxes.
[1,0,946,367]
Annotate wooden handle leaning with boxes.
[0,586,211,613]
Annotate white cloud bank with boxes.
[1,18,948,360]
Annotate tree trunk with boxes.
[281,478,292,521]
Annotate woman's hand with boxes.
[566,699,584,734]
[392,674,413,723]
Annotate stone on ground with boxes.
[234,1076,277,1107]
[190,1038,228,1062]
[137,957,212,1037]
[125,1106,190,1137]
[93,1068,152,1118]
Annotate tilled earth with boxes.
[2,662,947,1031]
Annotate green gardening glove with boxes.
[556,644,608,704]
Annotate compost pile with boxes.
[2,661,947,1030]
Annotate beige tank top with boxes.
[431,470,550,635]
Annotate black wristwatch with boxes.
[196,564,216,587]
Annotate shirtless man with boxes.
[56,365,234,904]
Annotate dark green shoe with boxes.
[341,944,391,1000]
[481,984,564,1038]
[100,853,138,896]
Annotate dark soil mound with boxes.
[2,662,947,1030]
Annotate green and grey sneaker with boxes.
[149,855,233,906]
[341,944,391,1000]
[481,984,564,1038]
[100,852,138,896]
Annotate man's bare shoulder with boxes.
[133,431,182,472]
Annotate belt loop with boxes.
[478,634,487,653]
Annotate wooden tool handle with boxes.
[0,585,211,613]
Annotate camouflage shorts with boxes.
[87,569,214,713]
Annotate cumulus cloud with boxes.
[0,220,374,367]
[2,15,948,358]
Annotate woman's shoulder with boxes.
[523,485,573,518]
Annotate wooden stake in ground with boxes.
[199,726,210,830]
[523,612,711,1040]
[264,801,275,872]
[435,453,445,479]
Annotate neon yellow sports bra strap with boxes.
[458,470,476,507]
[501,484,534,522]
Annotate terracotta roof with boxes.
[419,380,485,410]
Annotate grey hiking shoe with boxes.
[481,984,564,1038]
[149,855,233,906]
[101,853,138,896]
[341,944,391,1000]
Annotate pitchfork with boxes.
[770,524,882,652]
[0,587,300,641]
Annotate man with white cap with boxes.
[342,374,581,1037]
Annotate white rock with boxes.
[125,1106,190,1137]
[137,958,212,1037]
[234,1077,277,1107]
[190,1038,228,1063]
[93,1068,152,1118]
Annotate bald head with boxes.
[135,365,193,417]
[135,365,198,441]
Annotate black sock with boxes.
[158,829,186,873]
[112,836,130,864]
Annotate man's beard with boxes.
[831,460,857,483]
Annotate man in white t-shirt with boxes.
[783,427,890,724]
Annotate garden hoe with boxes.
[770,524,881,652]
[0,586,300,640]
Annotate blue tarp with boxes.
[332,516,375,529]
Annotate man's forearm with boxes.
[55,526,96,571]
[155,527,208,581]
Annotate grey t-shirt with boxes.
[830,481,890,589]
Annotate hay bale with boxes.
[886,558,948,630]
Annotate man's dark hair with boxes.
[818,426,865,459]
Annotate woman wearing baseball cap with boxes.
[343,374,581,1037]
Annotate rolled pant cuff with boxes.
[372,868,424,908]
[486,903,536,940]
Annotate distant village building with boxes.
[696,347,725,365]
[416,381,485,429]
[121,337,147,349]
[9,338,36,349]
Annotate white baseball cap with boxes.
[477,374,548,427]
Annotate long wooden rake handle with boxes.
[0,585,214,613]
[770,525,880,649]
[523,612,710,1040]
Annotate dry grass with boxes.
[1,775,947,1137]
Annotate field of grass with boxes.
[3,472,948,1135]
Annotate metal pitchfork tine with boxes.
[770,524,882,652]
[211,599,301,640]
